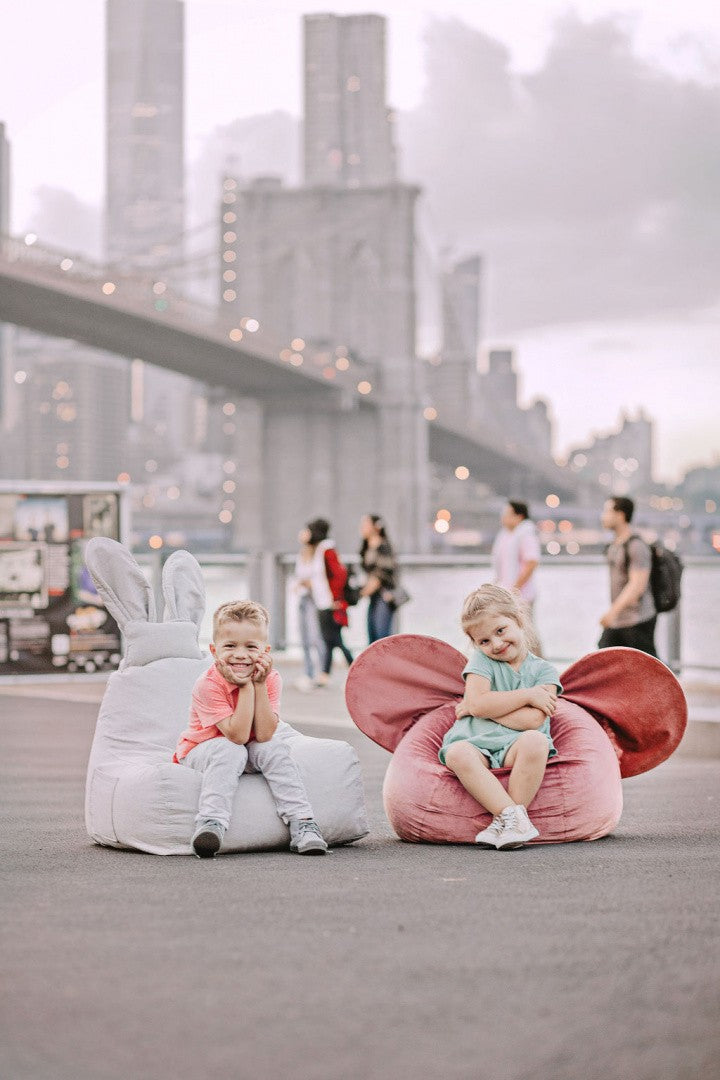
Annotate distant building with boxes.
[427,255,482,430]
[476,347,553,459]
[0,121,12,440]
[13,334,130,482]
[677,461,720,511]
[105,0,202,468]
[567,409,654,495]
[105,0,184,271]
[303,13,397,187]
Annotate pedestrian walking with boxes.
[359,513,399,643]
[304,518,353,684]
[290,527,324,692]
[440,584,562,850]
[598,496,657,657]
[491,499,543,652]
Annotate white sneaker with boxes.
[294,675,315,693]
[494,805,539,850]
[474,815,505,848]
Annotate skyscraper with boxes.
[428,255,482,429]
[303,13,396,187]
[0,122,14,444]
[105,0,184,270]
[105,0,201,463]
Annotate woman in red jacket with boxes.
[305,518,353,684]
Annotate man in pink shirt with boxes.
[175,599,327,858]
[491,501,541,606]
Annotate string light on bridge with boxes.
[229,328,243,342]
[357,381,372,395]
[102,282,116,295]
[423,406,437,421]
[60,258,73,271]
[454,466,469,480]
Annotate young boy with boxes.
[174,599,328,858]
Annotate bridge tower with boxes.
[219,13,429,553]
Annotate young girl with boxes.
[439,584,563,849]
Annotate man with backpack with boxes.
[599,496,658,657]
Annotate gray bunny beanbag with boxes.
[84,539,369,855]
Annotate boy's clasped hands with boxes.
[215,643,273,687]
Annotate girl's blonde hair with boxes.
[461,584,539,653]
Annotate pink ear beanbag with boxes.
[345,636,687,845]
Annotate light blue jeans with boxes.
[181,730,314,829]
[298,593,323,679]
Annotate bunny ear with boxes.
[84,537,157,629]
[161,549,205,630]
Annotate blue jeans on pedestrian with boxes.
[368,593,394,643]
[298,593,322,678]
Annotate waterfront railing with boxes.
[135,552,719,678]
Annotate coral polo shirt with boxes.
[173,663,282,762]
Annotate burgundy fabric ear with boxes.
[561,647,687,777]
[344,634,466,752]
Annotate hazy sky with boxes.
[1,0,719,481]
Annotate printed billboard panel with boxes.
[0,488,124,676]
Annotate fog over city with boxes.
[2,0,720,479]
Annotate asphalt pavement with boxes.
[1,670,719,1080]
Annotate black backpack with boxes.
[624,535,683,613]
[343,562,361,607]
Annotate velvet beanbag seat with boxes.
[84,539,368,855]
[345,635,687,845]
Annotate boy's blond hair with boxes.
[461,584,539,653]
[212,600,270,639]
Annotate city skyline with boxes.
[1,1,719,480]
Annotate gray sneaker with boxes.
[289,818,328,855]
[495,805,539,850]
[192,819,226,859]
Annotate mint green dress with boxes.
[439,650,562,769]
